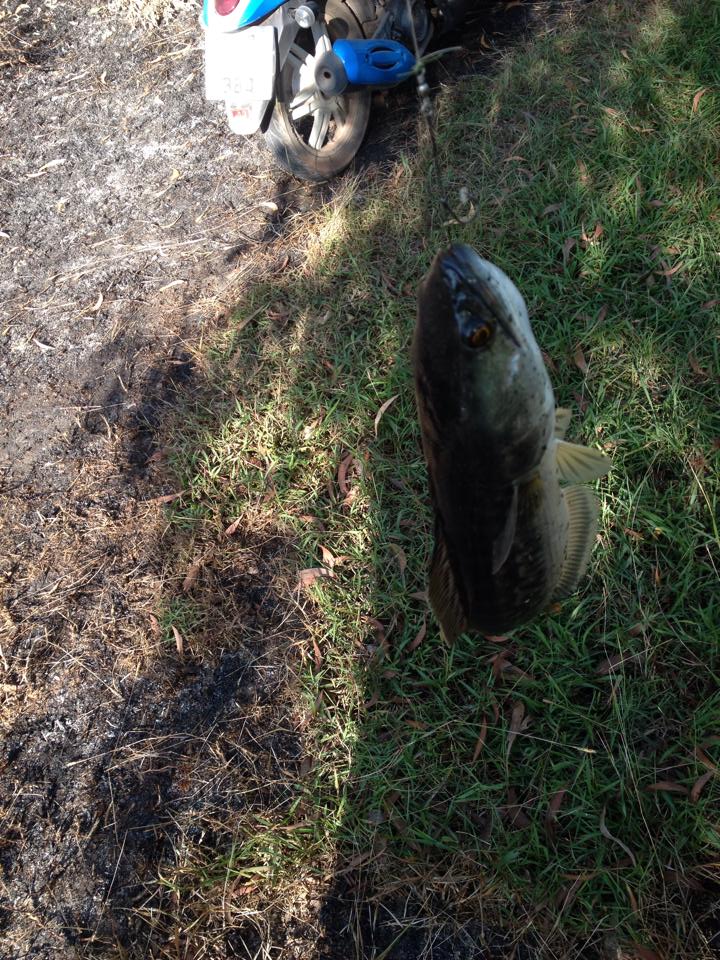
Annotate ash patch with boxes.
[0,518,304,958]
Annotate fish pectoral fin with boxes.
[555,439,611,484]
[492,484,518,574]
[553,485,599,599]
[429,529,467,643]
[554,407,572,439]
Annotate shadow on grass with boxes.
[50,2,719,958]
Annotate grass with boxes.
[157,0,720,955]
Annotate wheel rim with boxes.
[284,24,351,154]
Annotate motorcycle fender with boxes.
[226,99,272,135]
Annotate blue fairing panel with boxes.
[202,0,284,29]
[238,0,284,27]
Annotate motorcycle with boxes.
[201,0,474,182]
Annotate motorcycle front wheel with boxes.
[264,0,373,182]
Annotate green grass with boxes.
[161,0,720,954]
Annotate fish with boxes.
[412,243,611,640]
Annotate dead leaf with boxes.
[504,787,532,829]
[624,528,645,541]
[172,625,184,657]
[562,237,577,266]
[312,636,322,668]
[545,787,568,843]
[694,745,718,772]
[224,517,242,537]
[581,222,604,245]
[595,652,625,675]
[692,87,709,113]
[573,392,589,414]
[182,560,203,593]
[149,614,161,636]
[648,199,665,208]
[299,756,313,777]
[472,717,488,761]
[688,353,709,379]
[231,882,258,898]
[629,943,663,960]
[701,299,720,310]
[599,806,637,866]
[389,543,407,576]
[596,304,608,324]
[656,262,683,277]
[406,719,428,731]
[337,452,354,496]
[507,701,527,758]
[645,781,689,795]
[542,203,562,217]
[374,394,399,437]
[690,771,714,804]
[148,490,185,505]
[298,567,335,589]
[407,619,427,653]
[541,351,557,373]
[573,344,589,375]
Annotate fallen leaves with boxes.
[573,344,589,375]
[182,559,203,593]
[472,716,488,761]
[147,490,185,505]
[506,701,529,758]
[407,619,426,654]
[687,769,714,805]
[545,787,568,844]
[171,625,184,657]
[298,567,335,589]
[692,87,709,113]
[374,394,399,436]
[224,517,242,537]
[562,236,577,267]
[599,806,637,866]
[645,781,689,796]
[337,452,362,507]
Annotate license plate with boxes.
[204,26,275,102]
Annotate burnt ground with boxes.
[0,2,580,957]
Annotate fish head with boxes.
[414,244,555,482]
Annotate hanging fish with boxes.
[413,243,611,640]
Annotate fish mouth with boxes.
[440,245,522,349]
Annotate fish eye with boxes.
[466,322,494,349]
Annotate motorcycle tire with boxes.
[264,0,374,182]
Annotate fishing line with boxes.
[403,0,476,242]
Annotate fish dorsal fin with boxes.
[555,440,611,484]
[553,485,599,599]
[555,407,572,439]
[492,485,518,575]
[429,527,467,644]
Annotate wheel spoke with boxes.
[309,109,331,150]
[287,43,309,71]
[331,96,347,126]
[290,86,317,119]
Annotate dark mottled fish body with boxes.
[413,244,609,639]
